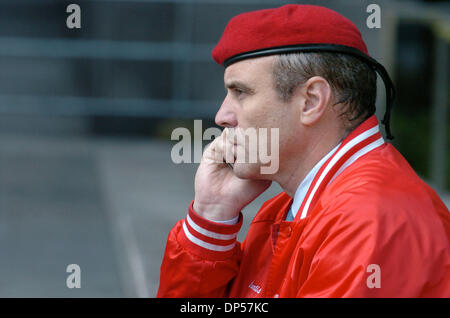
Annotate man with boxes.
[157,4,449,297]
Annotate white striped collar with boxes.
[288,142,341,221]
[295,115,385,221]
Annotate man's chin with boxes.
[232,162,264,180]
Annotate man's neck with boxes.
[276,133,344,197]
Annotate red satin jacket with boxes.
[158,116,450,297]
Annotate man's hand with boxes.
[193,128,272,221]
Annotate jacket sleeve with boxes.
[157,201,243,298]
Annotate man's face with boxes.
[215,56,302,179]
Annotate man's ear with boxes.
[297,76,332,126]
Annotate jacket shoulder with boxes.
[315,143,449,238]
[324,143,446,210]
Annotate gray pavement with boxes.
[0,133,448,297]
[0,133,282,297]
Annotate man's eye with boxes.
[233,88,244,96]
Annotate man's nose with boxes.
[215,98,238,128]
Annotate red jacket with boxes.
[158,116,450,297]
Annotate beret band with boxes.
[223,43,378,68]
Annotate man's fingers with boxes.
[203,130,226,164]
[204,129,236,164]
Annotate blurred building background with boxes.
[0,0,448,297]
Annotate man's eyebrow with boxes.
[224,80,255,93]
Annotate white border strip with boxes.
[183,222,236,252]
[330,137,385,184]
[299,125,380,219]
[186,214,237,240]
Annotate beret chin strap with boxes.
[370,60,396,140]
[223,44,395,140]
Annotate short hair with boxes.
[272,52,377,130]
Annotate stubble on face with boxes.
[223,56,295,180]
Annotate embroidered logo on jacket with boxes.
[249,280,262,294]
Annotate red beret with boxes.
[212,4,369,66]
